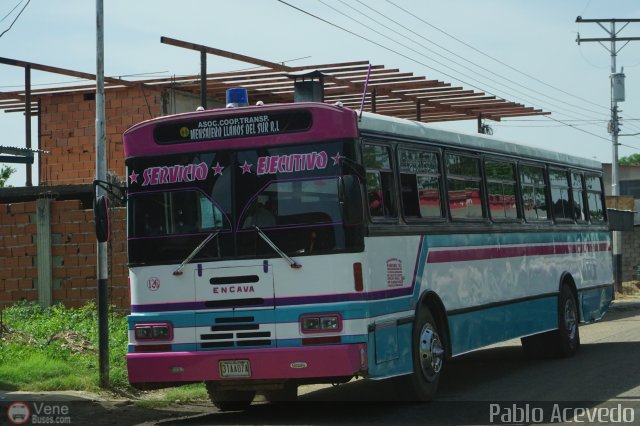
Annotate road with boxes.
[2,298,639,425]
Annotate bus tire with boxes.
[521,285,580,359]
[205,382,255,412]
[405,308,445,401]
[556,284,580,357]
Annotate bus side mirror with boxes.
[340,175,364,226]
[94,195,110,243]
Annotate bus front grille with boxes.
[199,316,272,348]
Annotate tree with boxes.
[0,165,16,187]
[619,153,640,166]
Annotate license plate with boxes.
[219,360,251,378]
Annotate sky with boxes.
[1,0,640,187]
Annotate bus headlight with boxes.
[300,314,342,333]
[134,323,173,341]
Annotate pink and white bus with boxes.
[116,93,612,410]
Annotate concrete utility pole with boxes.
[96,0,109,388]
[576,17,640,293]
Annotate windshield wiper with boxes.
[173,231,219,276]
[254,225,302,269]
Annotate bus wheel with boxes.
[263,384,298,403]
[406,308,444,401]
[556,285,580,357]
[205,382,255,412]
[521,285,580,359]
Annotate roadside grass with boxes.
[0,301,209,405]
[0,301,130,393]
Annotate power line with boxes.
[543,115,610,142]
[350,0,609,120]
[278,0,634,143]
[275,0,497,93]
[0,0,25,24]
[385,0,609,114]
[0,0,30,39]
[619,143,640,152]
[313,0,611,127]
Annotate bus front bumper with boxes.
[127,343,368,384]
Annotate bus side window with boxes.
[519,164,549,221]
[571,172,587,222]
[485,160,518,220]
[398,148,443,219]
[549,169,572,221]
[585,174,605,223]
[364,144,397,219]
[445,153,484,219]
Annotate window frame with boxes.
[585,173,607,224]
[362,141,399,222]
[483,157,521,222]
[397,146,446,222]
[548,167,574,223]
[518,162,551,223]
[570,171,588,224]
[444,151,486,221]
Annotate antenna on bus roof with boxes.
[358,63,372,122]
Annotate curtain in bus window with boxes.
[446,154,484,219]
[571,172,587,222]
[367,171,384,217]
[485,161,518,220]
[520,165,548,221]
[586,175,605,222]
[399,149,442,218]
[549,170,572,221]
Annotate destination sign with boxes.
[154,110,312,144]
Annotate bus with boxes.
[112,93,612,410]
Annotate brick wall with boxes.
[39,87,162,186]
[0,200,128,310]
[622,226,640,281]
[0,201,37,304]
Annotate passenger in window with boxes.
[369,190,383,216]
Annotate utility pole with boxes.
[575,17,640,294]
[96,0,109,388]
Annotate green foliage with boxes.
[0,301,130,392]
[0,164,16,187]
[619,153,640,166]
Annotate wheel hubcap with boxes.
[418,323,444,381]
[564,299,577,340]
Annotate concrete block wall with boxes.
[622,226,640,281]
[39,87,162,186]
[0,200,128,310]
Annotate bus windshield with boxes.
[126,139,361,265]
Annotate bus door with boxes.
[194,264,276,352]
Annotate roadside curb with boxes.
[609,298,640,312]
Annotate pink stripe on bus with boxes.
[426,242,610,263]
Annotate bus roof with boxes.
[358,111,602,172]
